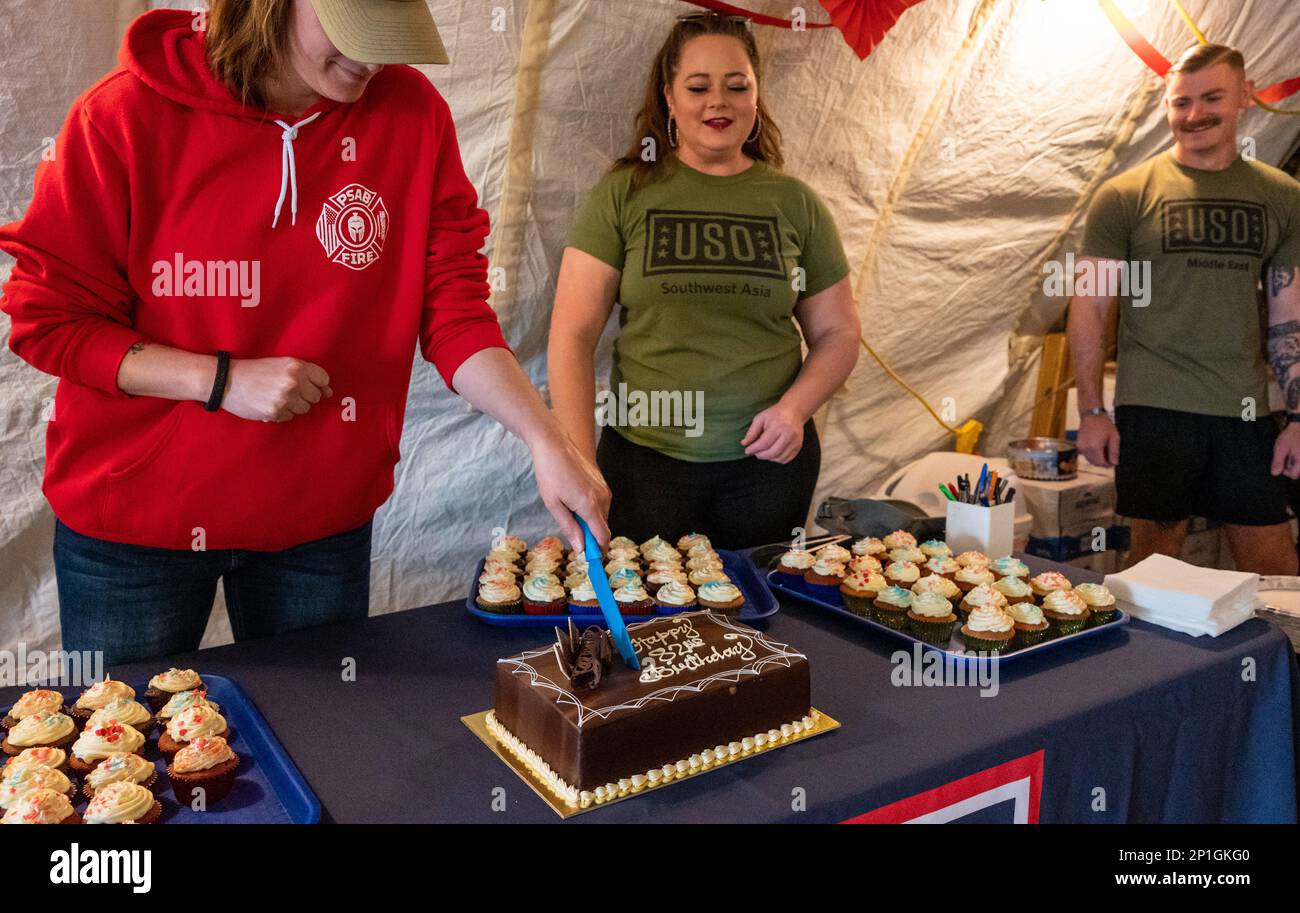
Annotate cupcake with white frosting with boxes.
[1075,583,1119,626]
[86,699,154,738]
[872,585,912,630]
[688,566,729,587]
[158,704,230,758]
[82,751,158,800]
[960,604,1016,653]
[1008,601,1051,649]
[697,580,745,614]
[919,539,952,559]
[1,746,68,774]
[2,689,64,731]
[884,560,921,588]
[888,546,926,565]
[954,564,995,595]
[840,570,886,617]
[2,711,76,757]
[1029,571,1072,601]
[803,556,846,594]
[0,787,80,824]
[906,591,957,645]
[70,719,146,775]
[955,550,991,569]
[993,575,1035,605]
[146,668,206,713]
[167,736,239,805]
[654,580,697,615]
[924,555,961,580]
[154,689,220,728]
[815,543,852,565]
[0,757,75,809]
[522,572,567,615]
[84,781,161,825]
[776,548,815,582]
[1041,589,1090,636]
[911,573,962,604]
[645,566,689,596]
[673,532,704,552]
[566,577,600,614]
[990,556,1030,580]
[959,582,1009,622]
[612,581,654,616]
[70,678,136,725]
[476,578,522,614]
[851,537,886,558]
[847,553,883,576]
[882,530,917,551]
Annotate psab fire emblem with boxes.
[316,183,389,271]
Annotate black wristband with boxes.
[204,351,231,412]
[1288,412,1300,424]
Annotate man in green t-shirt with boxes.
[1068,43,1300,574]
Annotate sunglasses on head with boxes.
[675,11,752,28]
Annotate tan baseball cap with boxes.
[309,0,449,65]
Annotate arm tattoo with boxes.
[1271,265,1296,298]
[1287,376,1300,414]
[127,342,147,356]
[1267,321,1300,404]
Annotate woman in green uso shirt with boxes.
[547,12,860,549]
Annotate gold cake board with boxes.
[462,707,840,819]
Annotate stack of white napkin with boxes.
[1103,554,1262,637]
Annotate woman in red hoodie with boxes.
[0,0,609,664]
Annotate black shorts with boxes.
[1114,404,1289,526]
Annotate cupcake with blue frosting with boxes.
[872,586,912,630]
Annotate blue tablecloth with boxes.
[6,557,1296,823]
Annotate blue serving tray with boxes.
[762,567,1129,663]
[467,547,779,627]
[53,673,319,824]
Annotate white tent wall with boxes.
[1,0,1298,654]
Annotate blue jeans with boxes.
[54,518,372,665]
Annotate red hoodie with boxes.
[0,10,510,551]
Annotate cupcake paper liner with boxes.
[1012,623,1051,649]
[840,591,875,617]
[907,614,956,646]
[871,604,909,630]
[960,630,1014,654]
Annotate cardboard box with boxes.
[1016,466,1115,540]
[1024,512,1126,563]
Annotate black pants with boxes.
[595,422,821,550]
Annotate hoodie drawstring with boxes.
[271,112,322,228]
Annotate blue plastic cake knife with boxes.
[572,511,640,670]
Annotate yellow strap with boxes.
[859,336,982,452]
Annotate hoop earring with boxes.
[667,116,678,148]
[747,114,761,145]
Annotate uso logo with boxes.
[643,209,785,280]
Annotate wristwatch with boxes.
[1082,406,1108,418]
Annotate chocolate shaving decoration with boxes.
[571,626,614,691]
[553,618,582,682]
[553,620,613,689]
